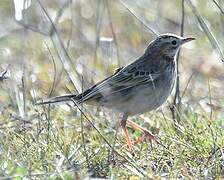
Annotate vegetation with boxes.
[0,0,224,179]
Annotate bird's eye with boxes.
[171,40,177,45]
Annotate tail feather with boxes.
[36,94,77,105]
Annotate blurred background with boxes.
[0,0,224,178]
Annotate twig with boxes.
[37,0,82,91]
[218,0,224,35]
[53,0,73,50]
[80,76,90,168]
[181,72,194,99]
[92,0,103,84]
[213,0,224,14]
[70,99,148,177]
[21,74,26,122]
[105,0,121,66]
[0,67,9,81]
[171,0,185,122]
[66,0,73,50]
[119,0,158,36]
[110,121,119,163]
[15,20,49,36]
[208,78,213,121]
[54,0,72,26]
[207,78,218,170]
[44,42,57,97]
[187,0,224,63]
[43,105,74,170]
[15,0,83,92]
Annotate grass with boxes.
[1,0,224,179]
[0,99,223,179]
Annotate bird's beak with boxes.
[181,37,196,44]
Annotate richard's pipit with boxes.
[38,33,195,151]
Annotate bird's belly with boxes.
[111,73,175,115]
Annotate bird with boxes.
[37,33,195,151]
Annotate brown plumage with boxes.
[38,33,195,151]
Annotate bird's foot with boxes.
[132,129,160,145]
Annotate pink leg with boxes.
[127,119,160,144]
[120,114,133,151]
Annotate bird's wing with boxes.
[109,63,160,86]
[79,62,161,102]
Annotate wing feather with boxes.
[79,61,161,102]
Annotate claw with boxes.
[127,119,161,145]
[120,114,161,152]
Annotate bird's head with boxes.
[145,33,195,58]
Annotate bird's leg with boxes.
[120,114,133,151]
[126,119,160,145]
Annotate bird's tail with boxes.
[36,94,78,105]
